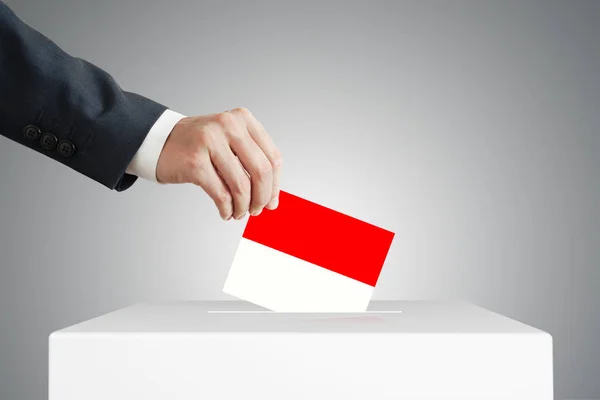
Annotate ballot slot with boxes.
[206,309,402,324]
[206,310,404,314]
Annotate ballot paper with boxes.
[223,191,395,312]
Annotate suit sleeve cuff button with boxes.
[57,140,76,158]
[22,125,41,141]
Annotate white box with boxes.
[49,301,553,400]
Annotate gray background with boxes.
[0,0,598,399]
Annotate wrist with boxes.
[126,109,186,182]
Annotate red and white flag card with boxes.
[223,190,395,312]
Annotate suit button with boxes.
[57,140,76,158]
[23,125,41,141]
[40,133,58,150]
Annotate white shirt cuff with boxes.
[126,109,186,182]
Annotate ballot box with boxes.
[48,301,553,400]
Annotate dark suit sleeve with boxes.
[0,2,168,191]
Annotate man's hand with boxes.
[156,108,282,221]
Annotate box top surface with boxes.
[54,301,547,335]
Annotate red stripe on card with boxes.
[242,191,395,287]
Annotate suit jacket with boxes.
[0,1,167,191]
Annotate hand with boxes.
[156,108,282,221]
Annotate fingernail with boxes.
[270,197,279,209]
[251,209,262,217]
[234,212,246,220]
[225,215,232,221]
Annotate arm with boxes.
[0,1,283,219]
[0,1,168,191]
